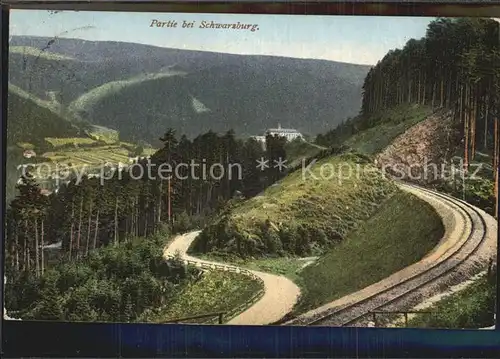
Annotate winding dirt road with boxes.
[163,231,301,325]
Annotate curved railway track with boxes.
[286,183,495,327]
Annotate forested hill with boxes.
[9,36,370,143]
[315,18,500,217]
[320,18,500,164]
[361,18,499,163]
[7,84,81,147]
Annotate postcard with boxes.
[3,10,498,329]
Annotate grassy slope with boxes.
[9,83,60,114]
[437,145,496,215]
[191,152,399,257]
[296,191,444,313]
[406,272,496,328]
[45,137,98,147]
[36,145,132,178]
[232,154,393,234]
[345,104,432,155]
[146,271,263,323]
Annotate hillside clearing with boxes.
[87,125,120,143]
[10,46,75,61]
[68,71,188,119]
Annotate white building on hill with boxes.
[252,124,304,144]
[266,124,304,141]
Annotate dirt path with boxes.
[163,231,300,325]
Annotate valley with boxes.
[4,16,499,329]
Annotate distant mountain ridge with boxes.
[10,36,371,78]
[9,35,371,144]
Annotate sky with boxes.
[9,10,435,65]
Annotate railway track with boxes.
[285,183,494,327]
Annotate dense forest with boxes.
[5,231,197,322]
[362,18,499,162]
[4,129,288,278]
[317,18,500,215]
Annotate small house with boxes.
[23,150,36,159]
